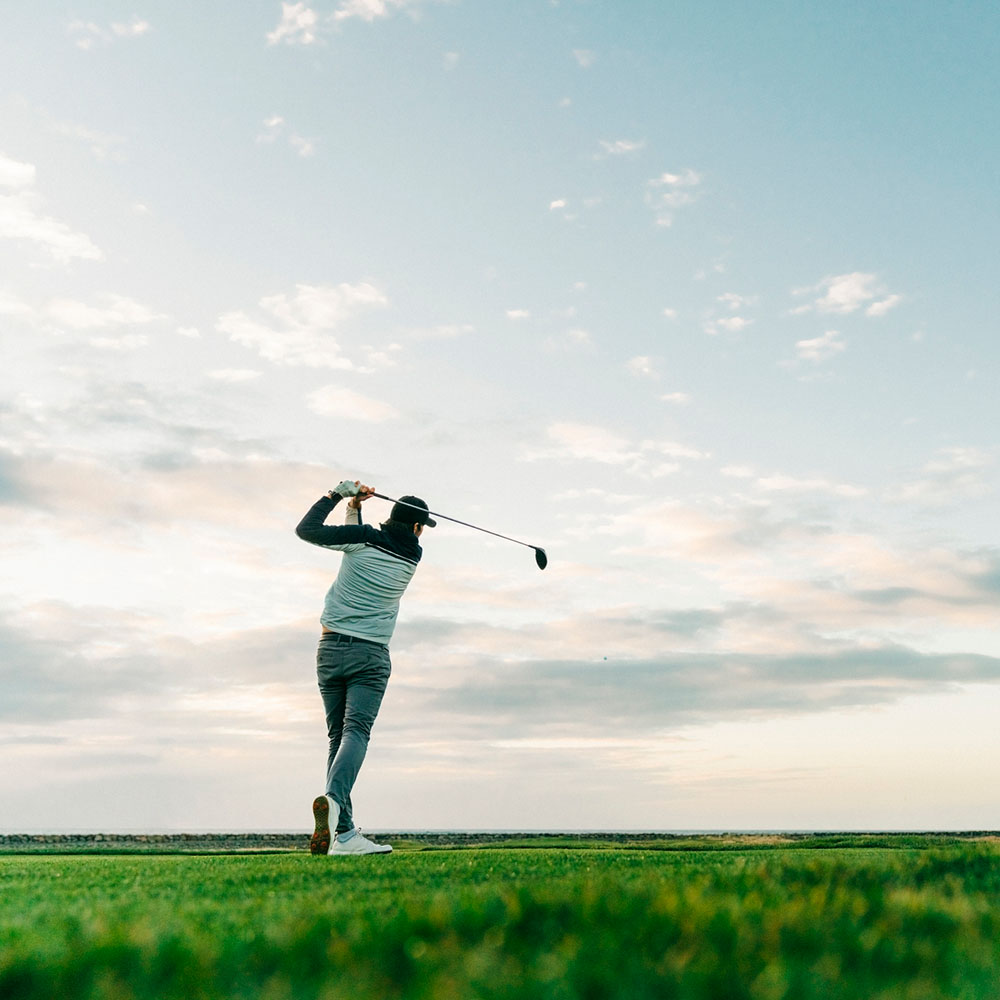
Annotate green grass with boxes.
[3,840,1000,998]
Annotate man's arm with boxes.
[344,481,374,526]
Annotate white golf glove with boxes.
[331,480,361,498]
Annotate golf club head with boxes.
[533,547,548,570]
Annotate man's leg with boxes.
[325,642,391,834]
[313,639,348,854]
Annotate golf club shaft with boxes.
[371,492,538,552]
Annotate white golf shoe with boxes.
[328,828,392,855]
[310,795,340,856]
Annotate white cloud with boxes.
[256,116,285,143]
[535,422,631,465]
[644,169,701,227]
[69,17,150,49]
[816,272,879,313]
[0,154,102,263]
[524,422,706,473]
[660,392,691,405]
[443,51,460,70]
[717,292,756,311]
[544,329,593,352]
[662,307,678,320]
[112,19,150,37]
[408,323,473,340]
[51,121,126,162]
[626,356,658,379]
[549,198,567,211]
[332,0,426,21]
[176,326,200,339]
[572,49,596,68]
[598,139,645,157]
[890,447,994,506]
[0,155,36,189]
[506,309,530,320]
[795,272,901,317]
[866,293,902,317]
[267,0,433,41]
[0,290,34,319]
[795,329,846,363]
[216,281,387,368]
[715,316,750,333]
[289,134,316,157]
[207,369,262,383]
[88,334,149,351]
[266,3,319,44]
[755,474,867,498]
[255,116,315,156]
[46,294,165,330]
[306,385,399,421]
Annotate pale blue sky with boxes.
[2,1,999,832]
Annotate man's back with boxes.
[295,493,423,646]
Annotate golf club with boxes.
[371,492,548,570]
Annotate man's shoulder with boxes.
[364,525,422,564]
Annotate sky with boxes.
[2,0,999,833]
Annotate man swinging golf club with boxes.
[296,479,435,855]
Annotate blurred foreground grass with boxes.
[3,839,1000,999]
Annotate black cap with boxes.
[390,496,437,527]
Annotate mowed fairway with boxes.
[3,839,1000,999]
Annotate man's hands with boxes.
[330,479,376,508]
[349,483,375,509]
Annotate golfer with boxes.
[296,479,435,855]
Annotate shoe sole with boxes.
[310,796,331,855]
[328,843,393,856]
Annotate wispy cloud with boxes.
[216,281,387,368]
[0,153,102,263]
[255,116,316,157]
[332,0,432,23]
[267,0,438,45]
[793,272,902,317]
[598,139,645,157]
[524,422,705,476]
[543,329,593,352]
[626,356,658,379]
[0,156,35,189]
[266,3,320,44]
[795,329,846,363]
[889,447,994,506]
[706,315,751,335]
[644,169,701,227]
[572,49,596,68]
[207,369,262,383]
[405,323,473,340]
[68,17,150,49]
[866,293,902,317]
[717,292,757,311]
[46,294,165,330]
[306,385,399,421]
[755,473,866,498]
[50,121,126,162]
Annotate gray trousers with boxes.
[316,634,391,834]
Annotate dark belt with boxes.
[320,630,386,649]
